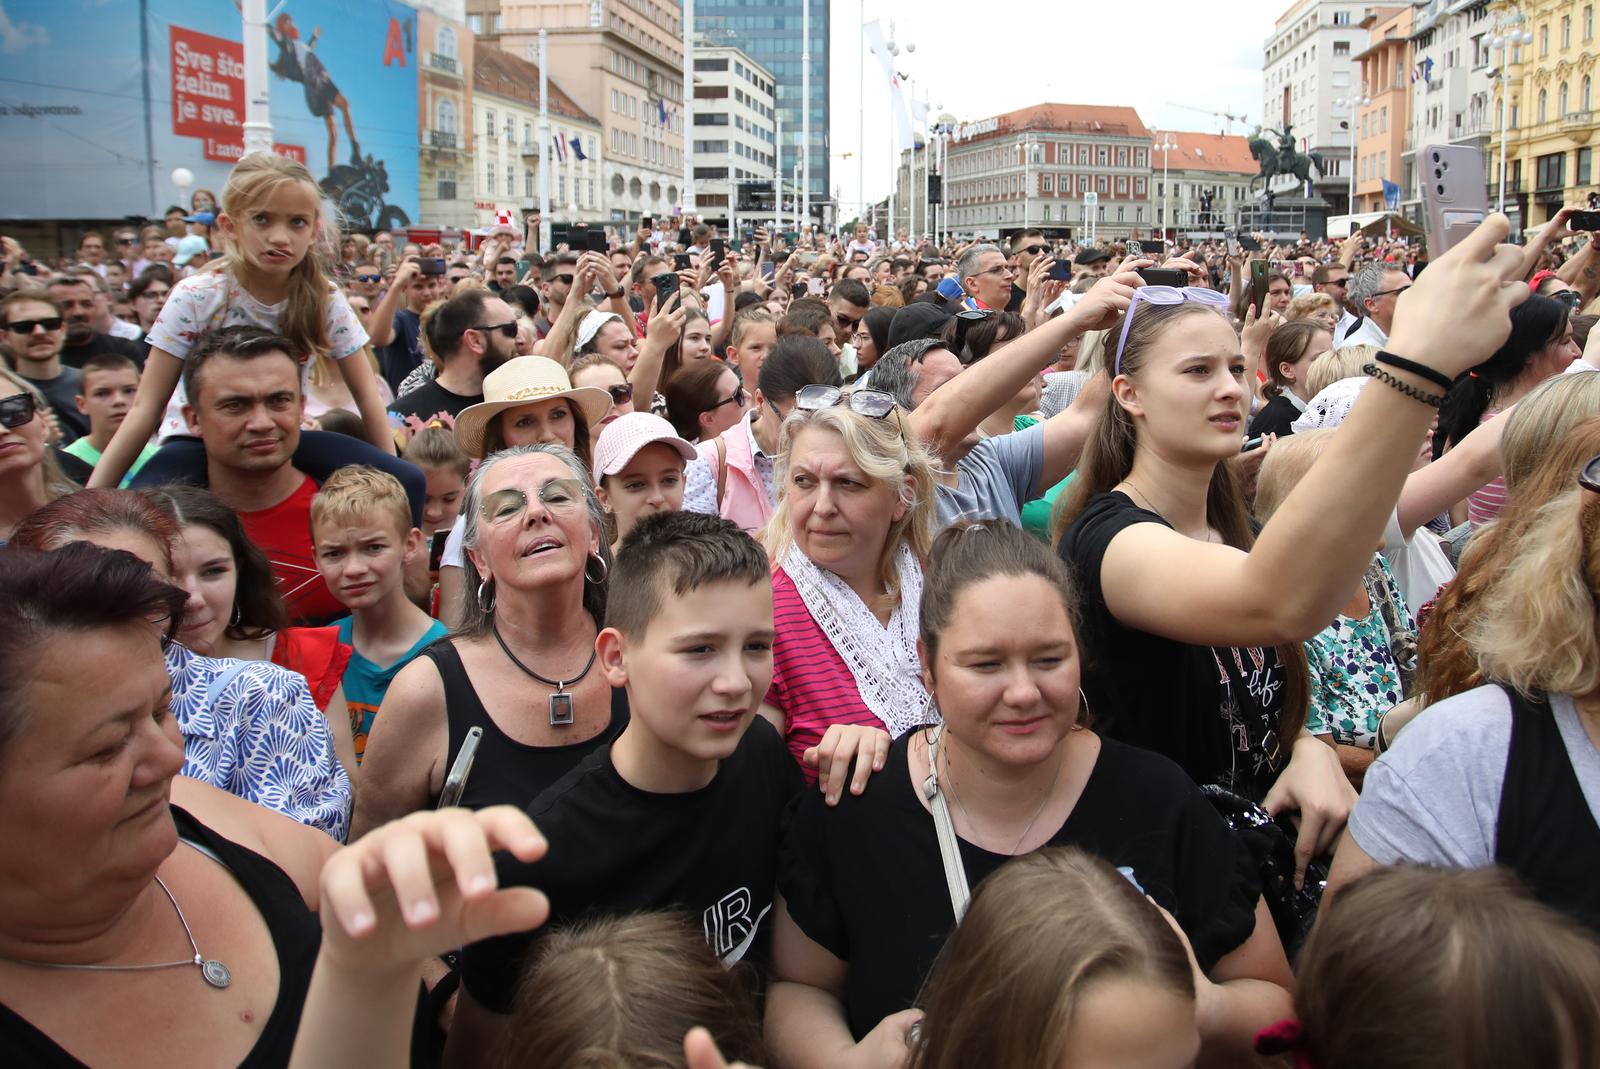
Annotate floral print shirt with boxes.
[1304,555,1415,750]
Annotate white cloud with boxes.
[828,0,1289,212]
[0,3,48,54]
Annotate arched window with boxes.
[1538,88,1548,123]
[437,98,456,135]
[1585,76,1593,113]
[437,25,457,60]
[1560,82,1570,117]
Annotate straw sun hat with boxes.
[453,356,613,459]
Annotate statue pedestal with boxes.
[1237,193,1331,241]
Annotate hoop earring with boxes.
[477,577,495,613]
[230,604,242,628]
[1073,687,1090,730]
[585,553,608,585]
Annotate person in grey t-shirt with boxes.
[869,270,1135,529]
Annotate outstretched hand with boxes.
[316,807,549,976]
[1386,213,1527,378]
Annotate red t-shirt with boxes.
[237,475,346,625]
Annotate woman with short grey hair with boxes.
[352,443,625,838]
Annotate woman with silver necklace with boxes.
[767,522,1292,1069]
[0,543,339,1068]
[354,443,626,839]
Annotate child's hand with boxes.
[316,807,549,977]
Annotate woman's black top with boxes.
[425,639,628,813]
[1495,688,1600,932]
[1248,393,1301,438]
[0,806,320,1068]
[1058,491,1290,800]
[779,732,1260,1040]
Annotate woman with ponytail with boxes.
[1433,292,1580,525]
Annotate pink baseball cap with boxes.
[592,412,698,482]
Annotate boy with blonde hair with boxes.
[311,465,447,763]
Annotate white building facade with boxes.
[1403,0,1496,218]
[1262,0,1370,214]
[690,44,779,228]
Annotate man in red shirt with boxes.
[181,325,347,624]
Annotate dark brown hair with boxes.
[919,520,1079,663]
[502,912,765,1069]
[181,324,299,407]
[1051,301,1310,758]
[144,484,289,642]
[777,297,832,340]
[1296,866,1600,1069]
[1263,320,1331,399]
[604,511,768,640]
[662,359,734,442]
[909,848,1194,1069]
[0,544,187,760]
[482,401,594,472]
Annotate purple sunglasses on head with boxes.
[1113,286,1231,375]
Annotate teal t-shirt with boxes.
[61,438,160,488]
[335,615,448,763]
[1015,414,1075,541]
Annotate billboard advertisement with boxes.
[1,0,420,228]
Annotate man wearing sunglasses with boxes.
[1,291,87,443]
[387,288,515,425]
[826,278,870,346]
[369,258,448,395]
[536,251,581,339]
[1008,229,1051,312]
[1343,262,1412,349]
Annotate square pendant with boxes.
[549,691,574,727]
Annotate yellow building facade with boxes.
[1499,0,1600,228]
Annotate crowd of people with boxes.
[4,148,1600,1069]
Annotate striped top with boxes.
[766,564,887,779]
[1466,410,1508,527]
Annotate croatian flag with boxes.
[658,97,669,126]
[554,134,567,162]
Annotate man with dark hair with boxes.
[180,326,346,623]
[1,290,85,442]
[1312,262,1356,341]
[47,274,145,369]
[536,251,581,338]
[631,253,671,333]
[778,298,840,359]
[826,278,870,344]
[490,256,520,293]
[387,288,515,424]
[368,259,449,394]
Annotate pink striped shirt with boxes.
[765,564,887,780]
[1467,411,1508,527]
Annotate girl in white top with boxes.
[89,153,390,487]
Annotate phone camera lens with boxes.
[1432,152,1441,163]
[1437,184,1446,195]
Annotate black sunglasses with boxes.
[706,386,747,412]
[6,317,63,334]
[114,237,136,246]
[1581,454,1600,494]
[472,321,519,339]
[355,273,382,283]
[0,392,37,429]
[554,274,575,285]
[605,383,635,404]
[1021,244,1049,256]
[795,384,897,419]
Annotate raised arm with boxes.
[367,259,420,350]
[909,265,1143,460]
[630,292,685,406]
[1555,234,1600,304]
[1099,215,1528,648]
[1517,205,1575,282]
[532,260,598,367]
[1394,404,1510,536]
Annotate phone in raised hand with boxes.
[1419,144,1488,256]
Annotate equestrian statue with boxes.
[1249,124,1326,198]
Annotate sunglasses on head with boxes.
[795,383,897,419]
[473,321,519,339]
[1112,286,1231,375]
[0,392,37,429]
[1581,454,1600,494]
[6,317,62,335]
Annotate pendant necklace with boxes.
[0,874,231,989]
[492,623,598,726]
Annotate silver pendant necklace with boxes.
[0,874,231,989]
[492,623,598,727]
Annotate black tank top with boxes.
[426,639,628,813]
[1494,687,1600,933]
[0,805,320,1068]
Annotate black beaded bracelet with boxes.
[1375,350,1454,394]
[1363,362,1446,408]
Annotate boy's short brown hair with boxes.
[309,465,413,543]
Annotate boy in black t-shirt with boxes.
[448,511,800,1056]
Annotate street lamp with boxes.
[1153,131,1176,239]
[1335,93,1371,215]
[1490,12,1535,215]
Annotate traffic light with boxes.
[927,174,943,205]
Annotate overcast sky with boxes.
[826,0,1294,213]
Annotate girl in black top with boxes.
[1053,230,1528,883]
[767,522,1291,1069]
[1247,320,1333,438]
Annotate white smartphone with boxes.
[1419,144,1489,256]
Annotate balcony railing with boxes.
[427,129,458,150]
[1563,110,1595,129]
[520,141,542,157]
[426,53,459,75]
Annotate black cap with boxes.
[886,303,952,351]
[1074,248,1109,266]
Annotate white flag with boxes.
[863,20,914,152]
